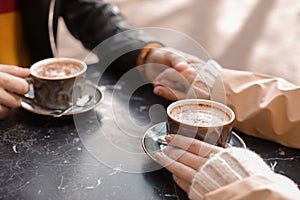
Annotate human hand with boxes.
[141,47,204,82]
[152,66,196,100]
[0,65,30,119]
[152,66,210,101]
[154,134,224,193]
[142,46,212,100]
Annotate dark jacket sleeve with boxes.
[61,0,154,75]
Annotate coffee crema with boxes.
[170,104,229,127]
[36,62,82,78]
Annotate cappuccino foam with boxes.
[170,104,229,127]
[36,62,82,78]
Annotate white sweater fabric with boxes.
[188,147,274,200]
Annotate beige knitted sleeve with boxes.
[188,147,274,200]
[188,59,223,100]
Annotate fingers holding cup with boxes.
[0,104,10,119]
[154,151,197,183]
[0,64,30,77]
[163,145,208,170]
[173,175,191,193]
[0,71,30,95]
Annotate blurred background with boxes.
[57,0,300,85]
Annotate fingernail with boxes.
[176,61,188,66]
[20,67,29,72]
[165,135,173,143]
[153,88,161,95]
[154,152,163,161]
[153,81,161,87]
[175,61,188,70]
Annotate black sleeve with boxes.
[61,0,154,75]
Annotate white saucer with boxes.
[142,122,246,161]
[21,83,104,117]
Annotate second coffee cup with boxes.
[27,57,87,110]
[166,99,235,147]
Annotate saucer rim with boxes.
[142,122,246,161]
[21,82,104,117]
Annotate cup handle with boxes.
[23,76,34,100]
[24,76,32,84]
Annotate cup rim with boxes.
[167,99,235,128]
[30,57,87,80]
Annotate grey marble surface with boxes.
[0,84,187,200]
[235,131,300,187]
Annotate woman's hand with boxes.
[0,65,30,119]
[154,134,223,193]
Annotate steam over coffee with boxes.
[36,62,82,78]
[170,104,229,127]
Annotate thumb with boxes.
[172,60,189,71]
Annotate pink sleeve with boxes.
[214,69,300,148]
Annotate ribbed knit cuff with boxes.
[189,60,222,99]
[188,147,274,200]
[197,59,222,88]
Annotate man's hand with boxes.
[152,67,197,100]
[140,47,203,82]
[0,65,30,119]
[138,47,211,101]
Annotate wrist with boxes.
[190,60,222,100]
[136,42,164,66]
[136,42,164,79]
[189,147,274,200]
[197,59,222,89]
